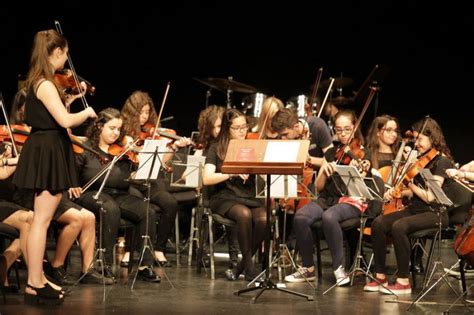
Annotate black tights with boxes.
[225,204,267,274]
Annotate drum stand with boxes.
[234,175,314,303]
[130,146,174,290]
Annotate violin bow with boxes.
[392,116,430,188]
[54,21,89,110]
[0,94,19,157]
[309,67,323,114]
[317,77,335,118]
[335,86,376,165]
[81,137,141,193]
[153,81,171,135]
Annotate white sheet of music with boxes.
[263,141,300,162]
[135,139,169,180]
[183,155,206,188]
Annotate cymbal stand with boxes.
[72,155,119,302]
[130,146,174,290]
[226,76,233,109]
[234,174,314,303]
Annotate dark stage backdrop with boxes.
[1,2,473,163]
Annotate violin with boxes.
[391,148,439,198]
[0,124,30,146]
[54,69,96,96]
[108,142,140,164]
[335,139,371,176]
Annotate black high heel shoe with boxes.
[24,283,64,305]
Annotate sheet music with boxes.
[183,155,206,188]
[263,141,300,162]
[260,175,298,198]
[135,139,169,180]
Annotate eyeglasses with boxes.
[230,124,249,132]
[381,128,399,134]
[334,126,353,134]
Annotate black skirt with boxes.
[12,129,79,193]
[0,200,24,222]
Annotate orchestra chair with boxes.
[0,222,20,303]
[118,218,136,277]
[408,180,472,289]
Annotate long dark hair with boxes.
[121,90,157,139]
[412,117,452,160]
[197,105,225,150]
[365,115,400,169]
[86,107,124,148]
[215,108,247,160]
[9,88,27,125]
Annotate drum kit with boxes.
[193,75,356,118]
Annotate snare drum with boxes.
[241,93,267,117]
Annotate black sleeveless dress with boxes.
[12,82,79,193]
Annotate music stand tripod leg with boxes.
[234,174,314,303]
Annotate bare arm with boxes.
[37,80,96,128]
[408,174,445,203]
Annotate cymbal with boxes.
[319,77,354,90]
[327,96,353,106]
[196,77,258,94]
[193,77,225,92]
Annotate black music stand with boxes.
[407,169,466,310]
[222,139,314,303]
[323,165,386,295]
[130,141,174,290]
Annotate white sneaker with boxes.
[334,265,350,286]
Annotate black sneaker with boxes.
[46,265,76,286]
[80,269,114,285]
[137,267,161,282]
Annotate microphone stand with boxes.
[73,155,119,303]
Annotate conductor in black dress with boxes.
[12,29,97,304]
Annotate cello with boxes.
[454,214,474,266]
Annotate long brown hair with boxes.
[215,108,247,160]
[412,117,453,161]
[197,105,225,150]
[25,29,67,98]
[121,90,158,138]
[365,115,400,169]
[86,107,124,148]
[9,88,27,125]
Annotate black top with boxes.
[205,142,263,214]
[75,143,134,193]
[406,154,455,214]
[305,116,333,158]
[25,82,62,130]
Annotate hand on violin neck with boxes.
[323,161,336,177]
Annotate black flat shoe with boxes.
[24,283,64,305]
[137,267,161,283]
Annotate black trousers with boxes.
[371,209,448,278]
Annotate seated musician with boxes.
[74,108,160,282]
[365,115,401,172]
[120,90,193,267]
[249,97,284,139]
[365,117,457,295]
[202,108,266,281]
[446,160,474,182]
[281,110,383,285]
[270,107,333,169]
[195,105,240,269]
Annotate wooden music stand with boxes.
[222,139,314,303]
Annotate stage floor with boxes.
[1,238,473,314]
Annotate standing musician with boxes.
[283,109,383,284]
[74,108,161,282]
[120,90,192,267]
[202,108,267,281]
[364,117,457,295]
[271,107,333,169]
[12,29,97,305]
